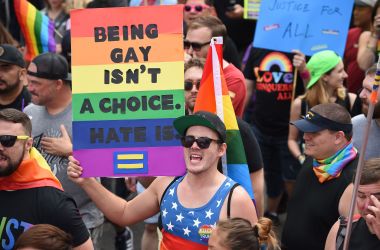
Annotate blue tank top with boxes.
[160,176,236,245]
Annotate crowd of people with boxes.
[1,0,380,250]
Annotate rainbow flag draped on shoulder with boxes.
[193,37,254,199]
[14,0,56,61]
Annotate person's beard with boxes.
[0,78,21,95]
[0,147,25,177]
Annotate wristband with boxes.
[299,70,310,79]
[297,154,306,165]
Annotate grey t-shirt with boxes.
[352,114,380,160]
[24,103,104,228]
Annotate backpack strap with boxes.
[227,183,240,218]
[158,176,181,230]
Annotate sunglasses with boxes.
[181,135,222,149]
[184,40,209,52]
[0,135,30,148]
[184,4,209,12]
[184,80,201,91]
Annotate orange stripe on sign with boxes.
[71,5,183,37]
[71,34,183,66]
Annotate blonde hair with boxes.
[216,217,280,250]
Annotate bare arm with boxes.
[357,31,376,71]
[229,186,258,224]
[288,97,303,159]
[67,156,167,226]
[325,220,339,250]
[339,183,355,217]
[250,169,264,217]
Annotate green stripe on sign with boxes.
[73,89,185,121]
[226,129,247,164]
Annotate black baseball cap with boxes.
[27,52,71,81]
[291,110,352,133]
[173,111,227,142]
[0,44,25,68]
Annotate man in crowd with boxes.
[185,15,246,117]
[282,103,359,250]
[23,53,104,248]
[68,111,258,249]
[0,108,92,249]
[325,157,380,249]
[0,44,30,110]
[352,64,380,159]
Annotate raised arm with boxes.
[288,97,304,161]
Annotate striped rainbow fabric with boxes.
[193,37,254,199]
[14,0,56,61]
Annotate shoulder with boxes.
[23,104,43,115]
[352,114,366,126]
[152,176,178,199]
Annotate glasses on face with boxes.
[184,40,209,52]
[184,4,209,12]
[181,135,222,149]
[0,135,29,148]
[184,80,201,91]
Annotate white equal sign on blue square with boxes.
[113,151,148,174]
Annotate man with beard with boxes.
[325,158,380,249]
[0,44,30,111]
[0,108,92,249]
[23,52,104,248]
[67,111,258,249]
[352,64,380,159]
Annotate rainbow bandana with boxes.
[312,141,357,183]
[0,147,62,191]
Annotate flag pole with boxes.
[343,57,380,250]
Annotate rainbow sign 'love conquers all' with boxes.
[71,5,186,177]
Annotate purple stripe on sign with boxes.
[74,146,186,177]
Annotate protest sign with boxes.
[244,0,261,20]
[253,0,354,56]
[71,5,186,177]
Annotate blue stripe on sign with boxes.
[113,151,148,174]
[73,118,182,150]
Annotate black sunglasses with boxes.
[184,40,209,52]
[181,135,222,149]
[184,80,201,91]
[0,135,29,148]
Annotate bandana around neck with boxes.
[312,141,357,183]
[0,147,62,191]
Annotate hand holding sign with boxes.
[41,124,72,157]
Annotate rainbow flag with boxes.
[194,37,254,199]
[14,0,56,61]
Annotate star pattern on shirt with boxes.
[176,213,184,222]
[225,182,231,187]
[162,208,168,218]
[193,218,201,228]
[205,209,214,219]
[167,221,174,231]
[188,211,195,216]
[211,222,217,229]
[169,187,175,196]
[172,202,178,210]
[183,226,191,236]
[216,199,222,207]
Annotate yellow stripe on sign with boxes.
[72,61,184,94]
[117,163,144,169]
[117,154,144,160]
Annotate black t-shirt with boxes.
[0,86,31,111]
[237,118,263,173]
[0,187,89,249]
[213,0,256,52]
[282,156,358,250]
[243,48,305,136]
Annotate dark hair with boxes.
[14,224,72,250]
[366,63,377,76]
[0,108,32,136]
[185,0,214,6]
[360,158,380,185]
[187,16,227,42]
[185,58,205,72]
[216,217,280,250]
[311,103,353,139]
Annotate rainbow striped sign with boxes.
[71,6,186,177]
